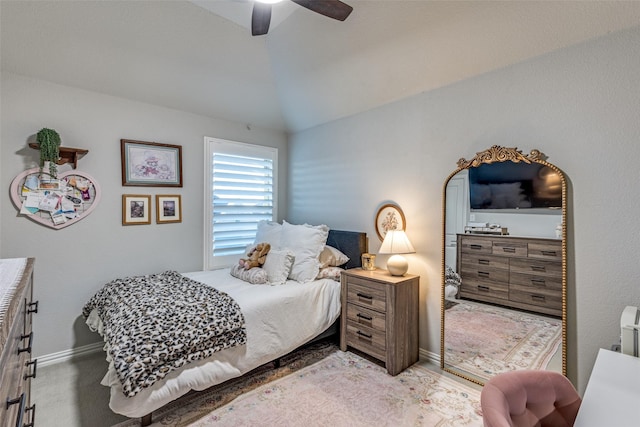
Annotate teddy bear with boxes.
[238,242,271,270]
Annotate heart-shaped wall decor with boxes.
[10,168,101,230]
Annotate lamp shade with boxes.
[378,230,415,276]
[379,230,415,254]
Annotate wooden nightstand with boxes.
[340,268,419,375]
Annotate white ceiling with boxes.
[2,1,640,133]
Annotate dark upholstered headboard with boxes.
[326,230,368,270]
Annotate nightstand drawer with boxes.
[346,304,386,332]
[346,281,386,312]
[345,322,386,361]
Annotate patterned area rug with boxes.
[444,300,562,381]
[114,340,482,426]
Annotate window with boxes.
[204,137,277,270]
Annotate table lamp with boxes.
[378,230,415,276]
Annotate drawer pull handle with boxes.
[532,294,546,301]
[7,392,25,427]
[25,403,36,427]
[25,359,38,380]
[478,259,490,265]
[477,285,490,292]
[356,293,373,300]
[356,313,373,321]
[18,332,33,354]
[502,247,516,253]
[478,271,490,278]
[530,265,546,272]
[469,244,483,250]
[356,330,372,339]
[531,279,546,286]
[27,300,39,314]
[6,394,36,427]
[541,250,557,257]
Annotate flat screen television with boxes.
[469,161,562,210]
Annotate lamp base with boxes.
[386,254,408,276]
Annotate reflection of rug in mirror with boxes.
[444,300,561,381]
[444,299,459,310]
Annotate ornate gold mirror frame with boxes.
[440,145,567,385]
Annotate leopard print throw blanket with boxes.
[82,271,247,397]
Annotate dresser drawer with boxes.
[346,304,385,332]
[510,272,562,291]
[346,280,386,313]
[460,280,509,301]
[509,286,562,310]
[510,258,562,278]
[492,240,527,257]
[345,322,386,361]
[528,241,562,261]
[459,236,493,254]
[460,253,509,271]
[460,266,509,285]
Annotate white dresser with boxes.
[575,348,640,426]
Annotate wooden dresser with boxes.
[0,258,37,427]
[457,234,562,317]
[340,268,419,375]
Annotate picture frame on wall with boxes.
[121,139,183,187]
[122,194,151,225]
[375,203,406,241]
[156,194,182,224]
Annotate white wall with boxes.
[288,26,640,392]
[0,72,287,357]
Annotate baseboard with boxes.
[420,347,441,365]
[38,343,440,368]
[36,341,105,367]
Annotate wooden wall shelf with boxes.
[28,143,88,169]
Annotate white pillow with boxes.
[281,221,329,283]
[262,249,295,285]
[255,220,283,248]
[319,245,350,268]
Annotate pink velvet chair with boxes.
[480,370,582,427]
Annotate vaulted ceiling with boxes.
[2,1,640,133]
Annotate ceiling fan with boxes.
[252,0,353,36]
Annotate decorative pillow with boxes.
[316,266,344,281]
[319,245,350,268]
[230,264,268,285]
[262,249,295,285]
[281,221,329,283]
[255,220,283,248]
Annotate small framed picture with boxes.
[122,194,151,225]
[375,203,406,241]
[156,194,182,224]
[121,139,183,187]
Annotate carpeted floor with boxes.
[112,340,482,427]
[444,300,562,381]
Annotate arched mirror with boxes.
[440,145,567,385]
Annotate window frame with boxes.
[203,137,278,270]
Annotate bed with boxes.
[83,227,367,425]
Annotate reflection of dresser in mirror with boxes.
[445,170,468,269]
[456,233,562,316]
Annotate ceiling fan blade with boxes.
[252,2,272,36]
[290,0,353,21]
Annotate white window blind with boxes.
[204,138,277,269]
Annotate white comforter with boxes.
[88,268,341,418]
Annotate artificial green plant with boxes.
[36,128,61,177]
